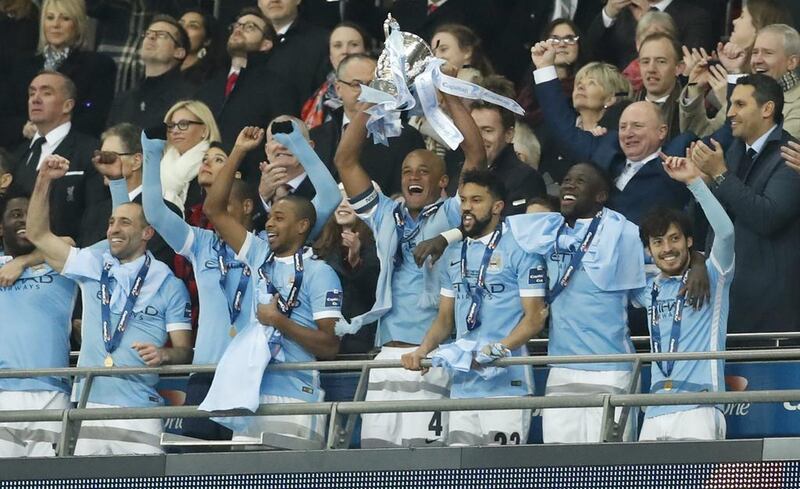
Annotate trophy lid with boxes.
[370,14,434,96]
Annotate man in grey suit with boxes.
[691,74,800,334]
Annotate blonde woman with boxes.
[160,100,221,212]
[572,61,632,132]
[5,0,115,144]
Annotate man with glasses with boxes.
[80,123,181,266]
[310,54,425,197]
[108,15,195,130]
[197,7,297,183]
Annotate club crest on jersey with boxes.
[488,253,502,273]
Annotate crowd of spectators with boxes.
[1,0,800,457]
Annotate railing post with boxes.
[599,394,615,442]
[325,402,340,450]
[336,365,371,449]
[57,408,73,457]
[612,359,642,442]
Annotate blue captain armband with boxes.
[348,187,379,215]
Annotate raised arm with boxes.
[271,122,340,240]
[333,109,373,198]
[440,65,487,174]
[140,134,191,253]
[203,126,265,254]
[26,155,74,272]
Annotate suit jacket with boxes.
[0,50,117,149]
[585,0,714,69]
[107,66,196,131]
[713,127,800,333]
[197,53,299,183]
[535,76,735,223]
[265,18,330,108]
[11,128,106,241]
[310,109,426,197]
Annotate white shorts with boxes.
[360,346,452,448]
[448,403,531,447]
[0,390,70,458]
[73,402,163,456]
[639,407,726,441]
[231,395,326,449]
[542,367,637,443]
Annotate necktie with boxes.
[27,136,46,168]
[738,148,758,180]
[224,71,239,98]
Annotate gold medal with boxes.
[104,355,114,368]
[664,379,672,391]
[229,325,237,337]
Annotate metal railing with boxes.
[4,345,800,456]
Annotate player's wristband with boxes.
[440,228,463,245]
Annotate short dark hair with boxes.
[526,194,560,212]
[101,123,143,154]
[34,70,77,101]
[638,31,681,62]
[336,53,377,79]
[461,169,507,203]
[0,190,30,222]
[275,194,317,238]
[332,21,373,54]
[150,14,191,52]
[573,161,612,195]
[230,178,259,210]
[638,206,693,247]
[736,73,784,124]
[236,7,276,44]
[473,75,517,130]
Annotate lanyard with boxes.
[100,254,151,354]
[259,248,305,318]
[461,222,503,331]
[217,243,251,325]
[548,211,602,304]
[393,200,444,266]
[649,269,690,378]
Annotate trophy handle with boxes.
[383,14,400,39]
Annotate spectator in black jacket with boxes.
[107,14,195,130]
[0,0,116,148]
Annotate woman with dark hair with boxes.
[431,23,494,76]
[179,8,223,86]
[302,21,371,129]
[313,185,379,354]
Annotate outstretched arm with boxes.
[140,134,192,253]
[203,126,265,254]
[271,123,340,240]
[26,155,73,272]
[334,109,373,199]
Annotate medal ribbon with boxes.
[100,254,151,355]
[392,201,444,267]
[217,243,251,326]
[649,269,690,378]
[461,221,503,331]
[547,211,602,304]
[258,248,305,318]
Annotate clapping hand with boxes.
[659,151,703,184]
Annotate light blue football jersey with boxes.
[62,246,192,407]
[177,228,257,365]
[354,190,461,345]
[440,225,545,398]
[0,258,77,393]
[546,218,636,371]
[632,253,733,418]
[237,234,343,402]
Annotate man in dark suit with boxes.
[196,7,297,184]
[80,123,180,268]
[11,71,105,243]
[585,0,714,69]
[258,0,330,106]
[530,39,733,224]
[310,54,425,197]
[690,74,800,334]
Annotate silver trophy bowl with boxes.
[370,15,434,97]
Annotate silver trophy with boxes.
[370,15,434,96]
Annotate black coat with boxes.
[11,128,106,242]
[488,145,547,216]
[107,66,196,131]
[196,53,299,183]
[266,18,330,108]
[0,50,117,148]
[585,0,715,69]
[712,127,800,333]
[310,109,426,197]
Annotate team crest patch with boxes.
[325,290,343,308]
[488,253,502,272]
[528,266,546,285]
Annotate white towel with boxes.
[430,339,507,380]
